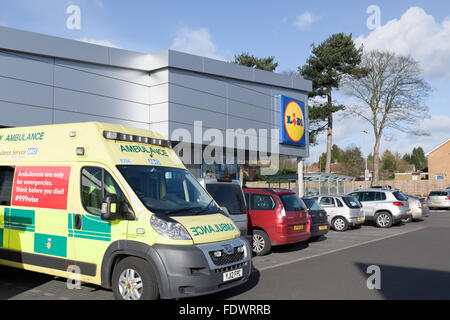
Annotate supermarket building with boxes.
[0,26,311,181]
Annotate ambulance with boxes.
[0,122,252,300]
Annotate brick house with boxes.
[426,139,450,181]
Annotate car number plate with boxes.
[294,225,304,230]
[223,269,243,282]
[357,217,364,222]
[318,225,327,230]
[433,202,441,205]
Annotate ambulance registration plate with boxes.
[223,269,243,282]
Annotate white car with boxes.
[315,195,365,232]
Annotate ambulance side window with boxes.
[81,167,124,216]
[0,166,14,206]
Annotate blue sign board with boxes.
[279,95,306,147]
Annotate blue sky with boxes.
[0,0,449,163]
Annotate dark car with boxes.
[302,197,330,241]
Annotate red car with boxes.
[244,188,311,256]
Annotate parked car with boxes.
[315,195,365,232]
[199,178,248,237]
[404,193,429,221]
[302,197,330,240]
[348,188,412,228]
[427,190,450,210]
[243,188,310,256]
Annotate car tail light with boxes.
[446,196,450,200]
[427,196,430,200]
[393,202,404,206]
[280,207,286,217]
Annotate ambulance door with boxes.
[70,165,129,278]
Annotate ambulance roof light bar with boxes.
[103,131,171,148]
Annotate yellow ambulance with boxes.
[0,122,251,300]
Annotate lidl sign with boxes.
[279,95,306,147]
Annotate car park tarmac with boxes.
[1,209,448,300]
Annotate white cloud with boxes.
[170,27,224,60]
[78,37,120,48]
[356,6,450,79]
[293,12,316,31]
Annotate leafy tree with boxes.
[338,146,364,177]
[233,52,278,71]
[318,144,343,171]
[300,33,365,173]
[344,51,431,184]
[404,147,427,171]
[381,150,396,171]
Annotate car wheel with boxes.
[332,217,348,232]
[402,216,412,223]
[375,212,393,228]
[252,230,271,256]
[112,257,159,300]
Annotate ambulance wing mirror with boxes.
[101,195,120,221]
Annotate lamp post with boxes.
[361,130,369,186]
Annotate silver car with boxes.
[348,188,412,228]
[427,190,450,210]
[316,195,365,232]
[404,193,428,221]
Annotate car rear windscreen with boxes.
[429,191,449,196]
[205,184,246,215]
[393,191,408,201]
[342,196,362,208]
[279,194,306,211]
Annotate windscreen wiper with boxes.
[193,200,215,215]
[165,206,202,216]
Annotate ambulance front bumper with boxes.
[153,237,252,299]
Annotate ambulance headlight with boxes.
[150,215,192,241]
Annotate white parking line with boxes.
[255,226,427,273]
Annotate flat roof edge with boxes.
[0,26,312,92]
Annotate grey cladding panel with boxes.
[169,69,227,98]
[54,88,150,123]
[0,27,109,65]
[168,50,203,73]
[0,51,54,86]
[227,100,272,125]
[54,65,150,105]
[168,102,228,130]
[53,110,149,130]
[0,76,53,108]
[169,83,227,114]
[0,101,53,126]
[227,83,272,111]
[56,58,151,86]
[202,58,253,82]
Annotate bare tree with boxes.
[343,50,431,184]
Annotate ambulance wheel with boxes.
[112,256,159,300]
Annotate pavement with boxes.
[1,210,449,300]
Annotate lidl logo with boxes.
[279,95,306,146]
